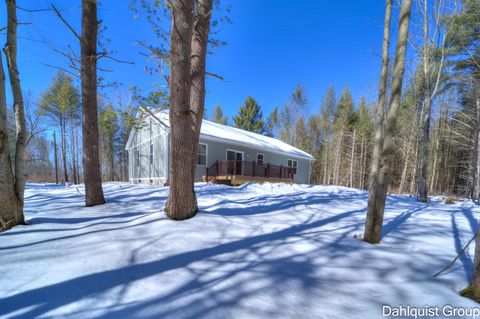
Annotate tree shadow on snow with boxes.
[0,204,363,319]
[3,184,478,318]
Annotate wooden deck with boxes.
[203,174,293,186]
[204,160,294,186]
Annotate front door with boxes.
[227,150,243,175]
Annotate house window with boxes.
[257,153,264,165]
[135,150,140,167]
[149,144,154,165]
[287,159,298,174]
[197,143,207,165]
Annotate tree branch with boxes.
[206,71,224,81]
[51,4,81,41]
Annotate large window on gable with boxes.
[287,159,298,174]
[197,143,207,166]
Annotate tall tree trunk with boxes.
[71,117,78,184]
[418,100,432,202]
[333,130,343,185]
[359,135,365,189]
[0,34,19,231]
[53,131,59,184]
[75,126,82,184]
[429,116,441,194]
[4,0,26,225]
[61,117,69,183]
[364,0,412,244]
[463,96,480,301]
[349,129,356,188]
[109,136,114,181]
[164,0,196,220]
[363,0,392,242]
[399,119,417,193]
[81,0,105,206]
[409,125,420,194]
[322,142,328,184]
[475,98,480,202]
[417,0,431,202]
[399,135,412,194]
[190,0,213,178]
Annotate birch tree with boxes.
[364,0,412,244]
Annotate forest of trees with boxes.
[206,0,479,205]
[8,72,135,186]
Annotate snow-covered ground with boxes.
[1,182,480,319]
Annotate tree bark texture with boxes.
[165,0,197,220]
[61,117,69,183]
[70,117,78,184]
[363,0,392,243]
[364,0,412,244]
[475,98,480,202]
[0,36,19,231]
[190,0,213,178]
[81,0,105,206]
[3,0,26,225]
[349,129,356,188]
[54,131,59,184]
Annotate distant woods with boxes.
[22,70,136,185]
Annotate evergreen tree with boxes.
[446,0,480,80]
[39,72,80,184]
[211,105,228,125]
[233,96,266,133]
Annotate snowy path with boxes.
[1,182,479,318]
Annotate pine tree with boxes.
[40,72,80,184]
[81,0,105,206]
[165,0,213,221]
[211,105,228,125]
[233,96,266,134]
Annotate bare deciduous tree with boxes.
[364,0,413,244]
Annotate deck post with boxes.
[234,160,237,176]
[266,163,269,178]
[215,160,219,175]
[205,166,208,182]
[252,161,255,177]
[279,165,283,178]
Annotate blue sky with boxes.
[1,1,391,120]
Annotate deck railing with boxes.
[205,160,294,181]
